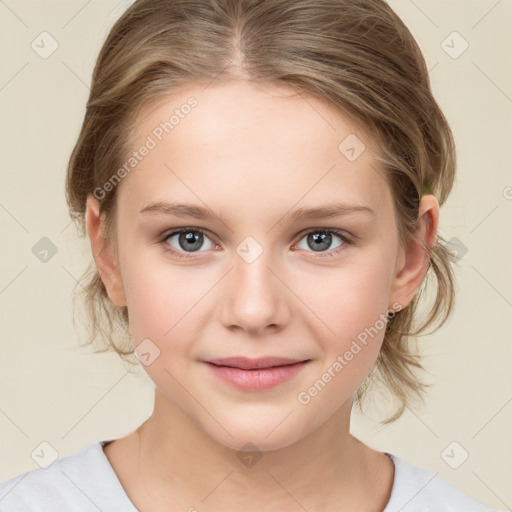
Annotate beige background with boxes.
[0,0,511,509]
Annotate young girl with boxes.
[0,0,500,510]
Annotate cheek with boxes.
[298,263,392,389]
[304,264,391,335]
[296,274,390,411]
[121,254,214,347]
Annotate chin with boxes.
[199,415,309,454]
[217,431,303,454]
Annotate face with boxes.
[91,81,414,452]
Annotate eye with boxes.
[160,228,215,258]
[294,229,351,257]
[158,227,353,260]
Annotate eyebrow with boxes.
[138,201,376,223]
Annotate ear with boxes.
[388,194,439,310]
[85,195,127,307]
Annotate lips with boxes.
[205,356,309,370]
[203,356,311,391]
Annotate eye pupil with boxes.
[179,231,203,252]
[308,232,331,252]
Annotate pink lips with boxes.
[203,356,310,391]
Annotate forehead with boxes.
[120,81,391,221]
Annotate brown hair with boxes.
[66,0,457,424]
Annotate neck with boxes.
[124,388,393,511]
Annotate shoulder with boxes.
[383,453,500,512]
[0,441,137,512]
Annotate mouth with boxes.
[204,356,310,370]
[202,357,311,391]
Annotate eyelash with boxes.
[158,227,354,261]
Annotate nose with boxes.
[220,248,290,335]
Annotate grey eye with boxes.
[296,231,343,252]
[165,230,215,253]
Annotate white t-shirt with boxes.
[0,440,499,511]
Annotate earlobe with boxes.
[85,195,127,307]
[388,195,439,310]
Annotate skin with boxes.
[86,80,438,511]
